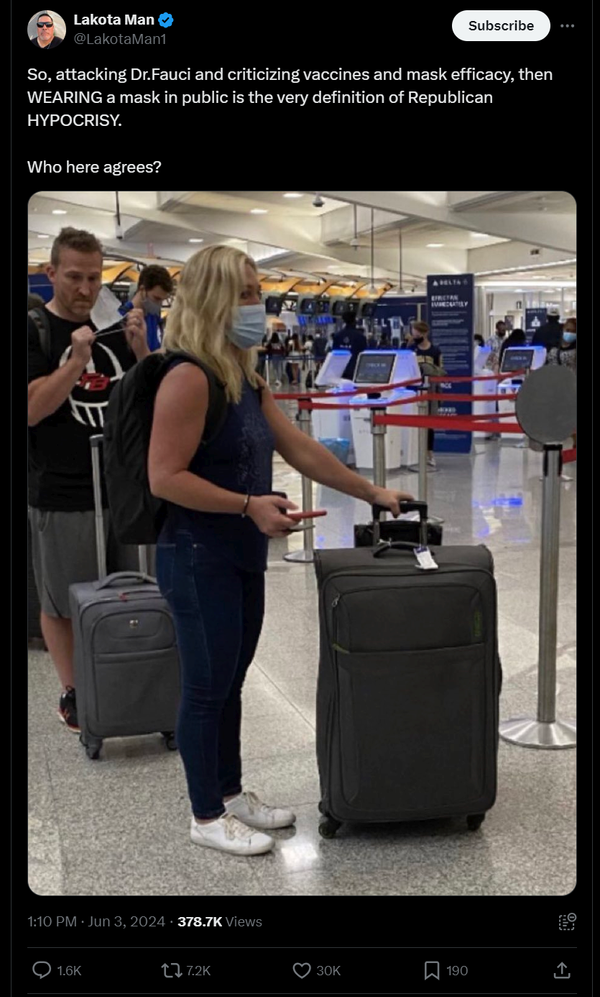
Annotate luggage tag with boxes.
[414,545,438,570]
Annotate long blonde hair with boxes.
[163,245,261,404]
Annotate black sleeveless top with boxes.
[158,360,275,572]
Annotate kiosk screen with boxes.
[500,348,535,373]
[265,296,283,315]
[354,353,395,385]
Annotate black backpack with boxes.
[103,352,228,544]
[29,307,52,361]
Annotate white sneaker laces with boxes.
[243,791,272,815]
[221,813,254,840]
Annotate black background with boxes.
[14,3,591,992]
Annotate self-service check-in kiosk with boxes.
[349,350,421,470]
[312,350,354,459]
[498,346,546,440]
[473,346,496,439]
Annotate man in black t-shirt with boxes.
[331,310,368,380]
[28,227,149,732]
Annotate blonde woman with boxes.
[148,246,413,856]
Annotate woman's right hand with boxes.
[247,494,299,537]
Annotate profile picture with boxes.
[28,10,66,48]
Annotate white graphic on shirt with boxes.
[58,342,125,428]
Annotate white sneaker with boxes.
[190,812,274,855]
[225,791,296,830]
[427,456,437,468]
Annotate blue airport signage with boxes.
[426,274,474,454]
[525,308,548,342]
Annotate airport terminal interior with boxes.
[27,191,576,896]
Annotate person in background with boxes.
[531,306,563,351]
[266,330,285,386]
[301,334,315,386]
[543,318,577,473]
[147,244,414,855]
[405,320,444,468]
[474,333,485,349]
[331,310,368,380]
[28,228,149,734]
[483,320,509,440]
[120,265,174,352]
[546,317,576,373]
[285,332,302,387]
[485,320,507,374]
[312,329,328,372]
[498,327,527,368]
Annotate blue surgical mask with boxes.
[227,304,266,349]
[563,332,576,343]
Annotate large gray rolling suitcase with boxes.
[313,502,500,837]
[69,436,180,760]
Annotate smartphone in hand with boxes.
[287,510,328,522]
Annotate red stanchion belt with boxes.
[428,371,526,383]
[374,413,524,433]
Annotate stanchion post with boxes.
[538,446,562,722]
[499,443,576,748]
[417,377,429,505]
[371,406,387,490]
[284,397,315,564]
[371,406,387,541]
[264,355,271,388]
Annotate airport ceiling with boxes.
[28,190,576,291]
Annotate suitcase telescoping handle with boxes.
[372,500,428,547]
[90,435,152,581]
[90,435,108,580]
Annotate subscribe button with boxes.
[453,10,550,40]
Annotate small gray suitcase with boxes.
[69,436,180,759]
[314,502,500,837]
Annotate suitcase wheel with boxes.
[161,732,178,751]
[80,733,102,760]
[318,816,342,839]
[467,813,485,831]
[83,740,102,761]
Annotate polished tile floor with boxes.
[28,436,576,896]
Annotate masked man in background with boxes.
[120,265,174,352]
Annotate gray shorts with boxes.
[28,508,156,619]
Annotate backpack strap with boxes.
[163,351,228,446]
[28,307,52,363]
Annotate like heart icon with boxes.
[293,963,311,979]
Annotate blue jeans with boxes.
[156,532,265,820]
